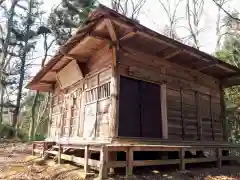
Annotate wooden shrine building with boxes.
[28,5,240,179]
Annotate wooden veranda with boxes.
[32,139,240,179]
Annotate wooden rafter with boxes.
[104,19,117,42]
[120,32,136,41]
[197,62,218,71]
[39,80,55,84]
[162,50,182,60]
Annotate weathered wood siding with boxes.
[48,46,113,140]
[118,47,224,141]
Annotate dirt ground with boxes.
[0,142,240,180]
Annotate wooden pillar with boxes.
[79,80,86,137]
[179,148,185,170]
[99,146,108,179]
[58,144,62,164]
[216,148,222,168]
[161,84,168,139]
[210,95,215,140]
[32,143,36,156]
[220,88,228,141]
[42,142,46,157]
[75,89,82,137]
[108,151,117,174]
[126,147,133,177]
[180,87,185,140]
[109,43,120,138]
[196,91,202,140]
[84,145,89,174]
[48,93,53,139]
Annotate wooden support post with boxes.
[84,145,89,174]
[79,80,86,137]
[196,91,202,140]
[99,146,108,179]
[180,148,185,170]
[220,88,228,141]
[42,142,46,157]
[109,43,119,138]
[161,84,168,139]
[216,148,222,168]
[210,95,215,140]
[180,87,185,140]
[32,143,36,156]
[58,144,62,164]
[126,147,134,177]
[108,151,117,175]
[48,93,53,138]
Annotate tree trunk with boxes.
[0,0,19,126]
[29,92,39,141]
[12,0,33,136]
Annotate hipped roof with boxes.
[27,4,240,92]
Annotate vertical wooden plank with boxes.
[161,84,168,139]
[179,148,185,170]
[94,74,100,137]
[48,92,53,138]
[42,142,46,157]
[195,91,202,140]
[127,147,134,177]
[32,143,35,156]
[75,89,82,137]
[109,44,119,138]
[109,151,117,174]
[216,148,222,168]
[220,88,228,141]
[210,95,215,140]
[84,145,89,174]
[58,144,62,164]
[99,146,108,179]
[180,87,185,140]
[79,80,86,137]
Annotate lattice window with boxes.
[86,82,110,103]
[70,97,78,137]
[99,82,110,100]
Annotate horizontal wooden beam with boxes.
[39,80,55,84]
[184,157,217,163]
[221,74,240,87]
[106,161,127,168]
[133,159,180,166]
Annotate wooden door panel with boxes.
[119,76,141,137]
[140,81,162,138]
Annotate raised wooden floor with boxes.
[32,140,240,179]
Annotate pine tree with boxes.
[48,0,97,45]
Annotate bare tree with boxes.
[158,0,183,39]
[111,0,146,20]
[29,33,54,140]
[186,0,204,49]
[12,0,34,132]
[212,0,240,22]
[215,0,230,51]
[0,0,19,124]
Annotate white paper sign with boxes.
[83,103,97,138]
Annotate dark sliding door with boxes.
[118,76,162,138]
[118,76,141,137]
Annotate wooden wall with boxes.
[48,45,113,140]
[118,47,225,141]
